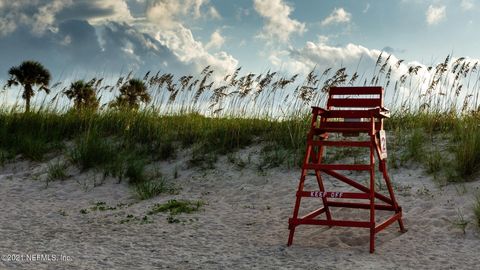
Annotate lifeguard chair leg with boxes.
[381,160,407,232]
[369,145,376,253]
[288,142,313,246]
[287,173,306,246]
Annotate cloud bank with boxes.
[0,0,238,80]
[253,0,306,43]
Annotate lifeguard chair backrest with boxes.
[323,86,384,134]
[327,86,383,110]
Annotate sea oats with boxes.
[386,67,392,81]
[375,52,383,67]
[95,78,103,88]
[456,84,463,96]
[179,75,193,91]
[194,70,214,103]
[348,72,359,86]
[254,71,276,100]
[229,67,242,87]
[143,71,151,81]
[188,79,199,92]
[116,76,124,88]
[395,59,404,69]
[210,85,228,105]
[322,67,332,76]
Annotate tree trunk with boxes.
[24,84,33,113]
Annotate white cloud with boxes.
[209,6,221,19]
[146,1,189,29]
[321,8,351,26]
[0,0,134,36]
[0,16,17,36]
[253,0,306,43]
[0,0,235,82]
[206,30,225,50]
[143,0,237,75]
[86,0,134,24]
[153,24,237,76]
[461,0,474,10]
[268,41,408,86]
[0,0,74,36]
[146,0,213,29]
[285,42,381,74]
[60,35,72,46]
[32,0,73,34]
[426,5,446,25]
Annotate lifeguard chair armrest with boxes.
[311,106,328,115]
[369,107,390,118]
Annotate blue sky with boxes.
[0,0,479,79]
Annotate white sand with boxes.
[1,149,480,270]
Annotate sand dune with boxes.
[0,150,479,269]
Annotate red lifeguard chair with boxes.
[287,86,406,253]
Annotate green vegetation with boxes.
[119,214,152,224]
[79,201,130,215]
[70,131,117,171]
[110,78,151,110]
[64,80,99,111]
[452,120,480,179]
[448,209,469,234]
[402,128,425,163]
[148,199,204,215]
[46,160,68,183]
[148,199,204,223]
[425,150,443,175]
[133,170,177,200]
[134,180,169,200]
[90,201,117,211]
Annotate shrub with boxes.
[125,159,147,185]
[453,121,480,179]
[70,132,116,170]
[47,161,68,182]
[134,178,171,200]
[402,128,425,163]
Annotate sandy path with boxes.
[0,154,479,269]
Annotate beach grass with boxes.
[148,199,204,215]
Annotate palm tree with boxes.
[110,78,151,110]
[64,80,99,111]
[6,60,51,112]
